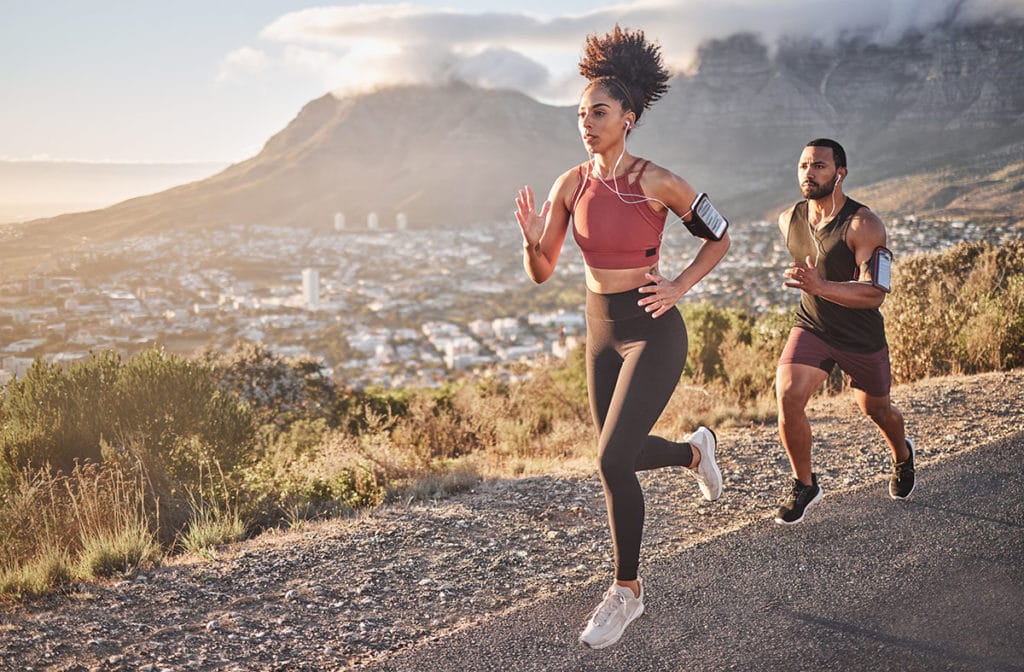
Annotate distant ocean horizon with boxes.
[0,159,228,225]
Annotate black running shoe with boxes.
[889,438,916,500]
[774,474,823,525]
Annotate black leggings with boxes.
[586,286,693,582]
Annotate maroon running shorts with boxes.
[778,327,892,398]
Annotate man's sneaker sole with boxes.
[580,603,645,650]
[773,487,824,526]
[890,438,916,500]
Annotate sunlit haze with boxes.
[3,0,1021,166]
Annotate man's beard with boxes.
[801,175,838,200]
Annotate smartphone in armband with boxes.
[869,246,893,292]
[684,193,729,241]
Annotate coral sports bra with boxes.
[570,158,667,269]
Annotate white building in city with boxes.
[492,317,520,340]
[334,212,346,231]
[301,268,320,309]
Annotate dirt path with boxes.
[2,370,1021,672]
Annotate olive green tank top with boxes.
[785,197,886,352]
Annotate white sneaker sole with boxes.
[580,603,645,650]
[691,426,722,501]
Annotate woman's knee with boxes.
[598,443,635,484]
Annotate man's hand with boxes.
[783,255,826,295]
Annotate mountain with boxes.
[631,22,1024,217]
[4,19,1023,279]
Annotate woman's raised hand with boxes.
[515,185,550,249]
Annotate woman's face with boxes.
[578,84,632,154]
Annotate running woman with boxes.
[514,26,731,649]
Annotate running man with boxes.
[774,138,915,525]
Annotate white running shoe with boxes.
[688,426,723,501]
[579,581,645,650]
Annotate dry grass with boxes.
[0,463,162,600]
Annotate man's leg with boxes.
[854,390,910,463]
[776,362,829,485]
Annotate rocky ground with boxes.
[1,369,1021,672]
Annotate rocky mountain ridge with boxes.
[4,19,1023,279]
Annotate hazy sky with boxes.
[2,0,1020,165]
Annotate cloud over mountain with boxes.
[245,0,1024,103]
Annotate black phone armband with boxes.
[684,193,729,241]
[868,246,893,292]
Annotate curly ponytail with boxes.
[578,25,670,124]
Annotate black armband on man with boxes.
[863,246,893,292]
[684,193,729,241]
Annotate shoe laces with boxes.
[892,459,914,477]
[590,587,627,626]
[782,478,814,506]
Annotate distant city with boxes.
[1,210,1018,389]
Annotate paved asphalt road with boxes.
[366,432,1024,672]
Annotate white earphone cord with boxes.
[808,174,841,267]
[588,125,692,242]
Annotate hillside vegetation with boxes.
[1,239,1022,599]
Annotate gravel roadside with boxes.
[1,369,1021,672]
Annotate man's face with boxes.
[798,146,841,200]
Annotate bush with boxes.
[111,349,255,488]
[0,350,121,487]
[679,303,748,381]
[242,427,388,525]
[199,342,340,431]
[0,349,255,494]
[718,307,792,403]
[886,239,1024,381]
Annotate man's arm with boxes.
[783,206,889,309]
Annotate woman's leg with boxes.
[591,311,688,582]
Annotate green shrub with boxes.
[0,350,121,487]
[0,349,255,494]
[111,350,254,487]
[886,239,1024,381]
[718,307,792,402]
[200,342,340,430]
[679,303,748,381]
[242,428,388,525]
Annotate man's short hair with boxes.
[805,138,847,169]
